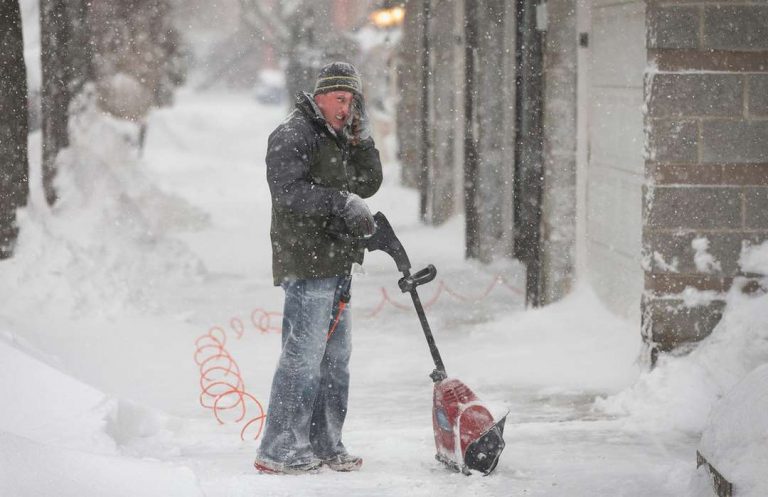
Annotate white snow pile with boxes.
[596,242,768,434]
[690,364,768,497]
[692,237,721,274]
[740,240,768,275]
[0,87,206,318]
[0,336,201,497]
[653,251,679,272]
[678,286,722,308]
[445,283,642,395]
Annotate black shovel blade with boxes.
[464,416,507,475]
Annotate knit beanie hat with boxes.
[313,62,363,96]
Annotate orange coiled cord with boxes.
[194,324,267,442]
[250,308,282,334]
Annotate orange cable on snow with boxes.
[363,273,524,317]
[194,324,266,442]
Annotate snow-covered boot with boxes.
[253,456,322,475]
[322,453,363,472]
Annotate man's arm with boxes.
[266,124,346,216]
[348,138,383,199]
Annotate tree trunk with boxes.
[40,0,90,206]
[0,0,29,258]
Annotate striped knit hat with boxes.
[313,62,363,96]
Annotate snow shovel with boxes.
[365,212,507,475]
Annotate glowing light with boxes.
[370,5,405,28]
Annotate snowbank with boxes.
[0,333,201,496]
[0,431,202,497]
[0,332,186,453]
[447,283,642,394]
[597,244,768,434]
[0,88,206,318]
[0,337,115,453]
[690,364,768,497]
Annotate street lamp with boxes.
[370,1,405,29]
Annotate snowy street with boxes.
[0,91,704,496]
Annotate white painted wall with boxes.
[582,0,646,320]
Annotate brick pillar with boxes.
[643,1,768,353]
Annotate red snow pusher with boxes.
[365,212,507,475]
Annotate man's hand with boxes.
[340,193,375,237]
[346,95,372,145]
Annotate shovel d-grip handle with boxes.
[398,264,437,293]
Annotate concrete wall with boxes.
[584,0,646,319]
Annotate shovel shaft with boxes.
[364,213,446,380]
[407,282,447,379]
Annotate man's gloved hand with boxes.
[340,193,375,237]
[346,94,372,145]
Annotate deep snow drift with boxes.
[692,363,768,497]
[598,239,768,497]
[1,89,764,496]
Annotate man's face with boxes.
[314,90,354,132]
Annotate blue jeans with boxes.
[257,276,352,465]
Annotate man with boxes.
[254,62,382,475]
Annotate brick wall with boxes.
[644,0,768,352]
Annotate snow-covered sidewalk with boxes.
[0,90,700,496]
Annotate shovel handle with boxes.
[398,265,437,293]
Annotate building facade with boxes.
[396,0,768,356]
